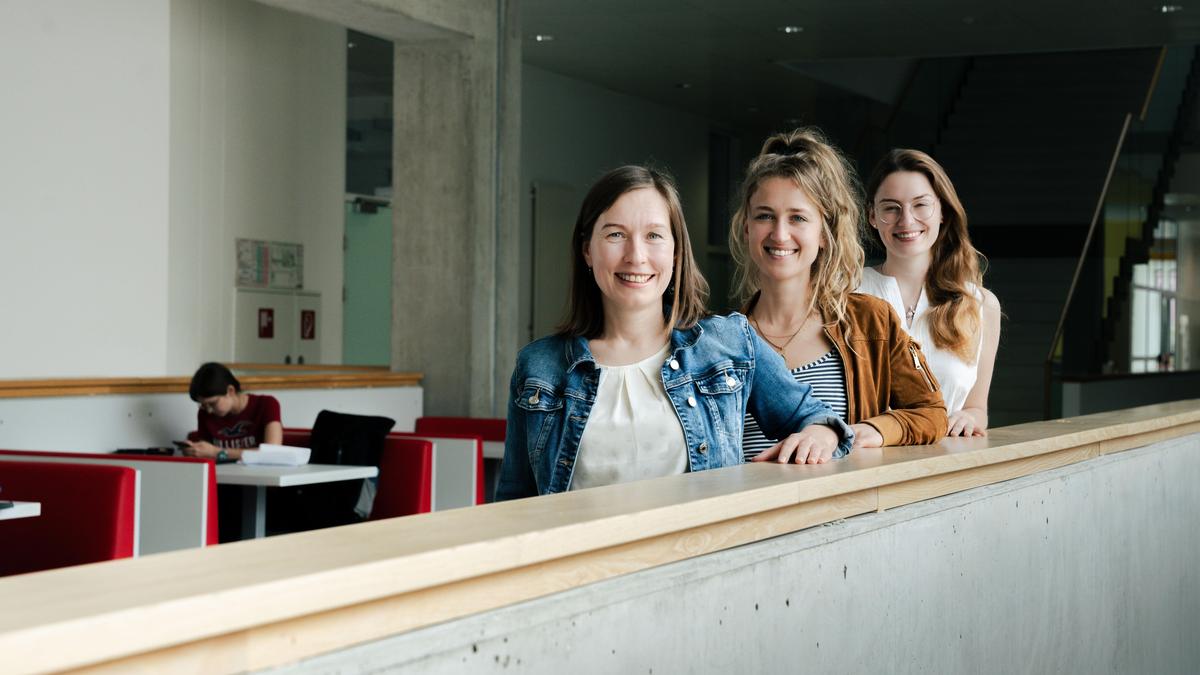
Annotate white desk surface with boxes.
[0,501,41,520]
[215,464,377,487]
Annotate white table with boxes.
[0,501,41,520]
[216,464,378,539]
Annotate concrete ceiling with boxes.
[522,0,1200,132]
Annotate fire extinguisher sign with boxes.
[258,308,274,339]
[301,310,316,340]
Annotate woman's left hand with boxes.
[753,424,839,464]
[947,410,986,437]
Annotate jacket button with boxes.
[687,395,697,407]
[528,392,539,405]
[698,442,708,454]
[725,376,736,387]
[669,359,680,370]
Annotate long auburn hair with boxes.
[865,148,984,362]
[558,165,710,338]
[728,128,865,332]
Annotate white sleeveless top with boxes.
[571,343,688,491]
[857,267,982,413]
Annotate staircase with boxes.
[931,48,1160,424]
[1099,47,1200,369]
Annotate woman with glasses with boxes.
[497,165,854,500]
[858,149,1001,437]
[731,129,947,459]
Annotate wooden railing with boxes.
[0,370,422,399]
[0,400,1197,674]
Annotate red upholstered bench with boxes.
[414,416,505,503]
[0,449,218,547]
[0,460,137,576]
[282,429,433,519]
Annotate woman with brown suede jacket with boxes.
[730,127,947,462]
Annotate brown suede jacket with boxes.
[747,291,948,445]
[823,293,948,445]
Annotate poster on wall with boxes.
[236,239,304,289]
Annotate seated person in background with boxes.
[180,362,282,462]
[497,165,853,501]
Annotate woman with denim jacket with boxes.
[497,166,853,500]
[729,128,947,459]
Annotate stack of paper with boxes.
[240,444,311,466]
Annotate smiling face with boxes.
[869,170,942,260]
[744,176,824,286]
[582,187,675,316]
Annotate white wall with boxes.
[0,0,346,379]
[0,386,422,453]
[169,0,347,373]
[519,65,713,345]
[0,0,171,377]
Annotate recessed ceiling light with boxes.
[534,34,555,42]
[778,25,803,34]
[347,42,356,49]
[676,82,693,90]
[1162,4,1184,12]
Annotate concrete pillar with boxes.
[389,1,520,417]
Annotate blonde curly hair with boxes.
[728,127,865,330]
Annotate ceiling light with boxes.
[347,42,356,49]
[1162,4,1184,12]
[778,26,803,34]
[675,82,693,90]
[534,34,555,42]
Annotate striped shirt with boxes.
[742,349,848,461]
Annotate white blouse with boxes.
[571,343,688,491]
[857,267,983,414]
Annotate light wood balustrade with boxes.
[0,400,1196,674]
[0,370,421,399]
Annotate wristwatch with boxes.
[216,449,229,462]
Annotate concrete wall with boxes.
[1062,372,1200,417]
[283,433,1200,674]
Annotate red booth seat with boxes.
[0,449,218,547]
[414,416,506,442]
[0,460,137,576]
[282,429,433,519]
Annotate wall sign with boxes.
[237,239,304,289]
[258,308,275,339]
[300,310,316,340]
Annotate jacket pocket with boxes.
[694,368,747,462]
[514,381,563,467]
[908,343,937,392]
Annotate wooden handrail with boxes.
[0,399,1196,674]
[1042,112,1132,418]
[1140,47,1168,121]
[0,372,422,399]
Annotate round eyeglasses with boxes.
[873,200,937,226]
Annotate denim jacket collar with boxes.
[564,323,705,372]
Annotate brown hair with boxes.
[865,148,984,362]
[728,128,865,331]
[558,165,710,338]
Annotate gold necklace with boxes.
[751,313,812,356]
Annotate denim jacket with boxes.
[496,313,854,500]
